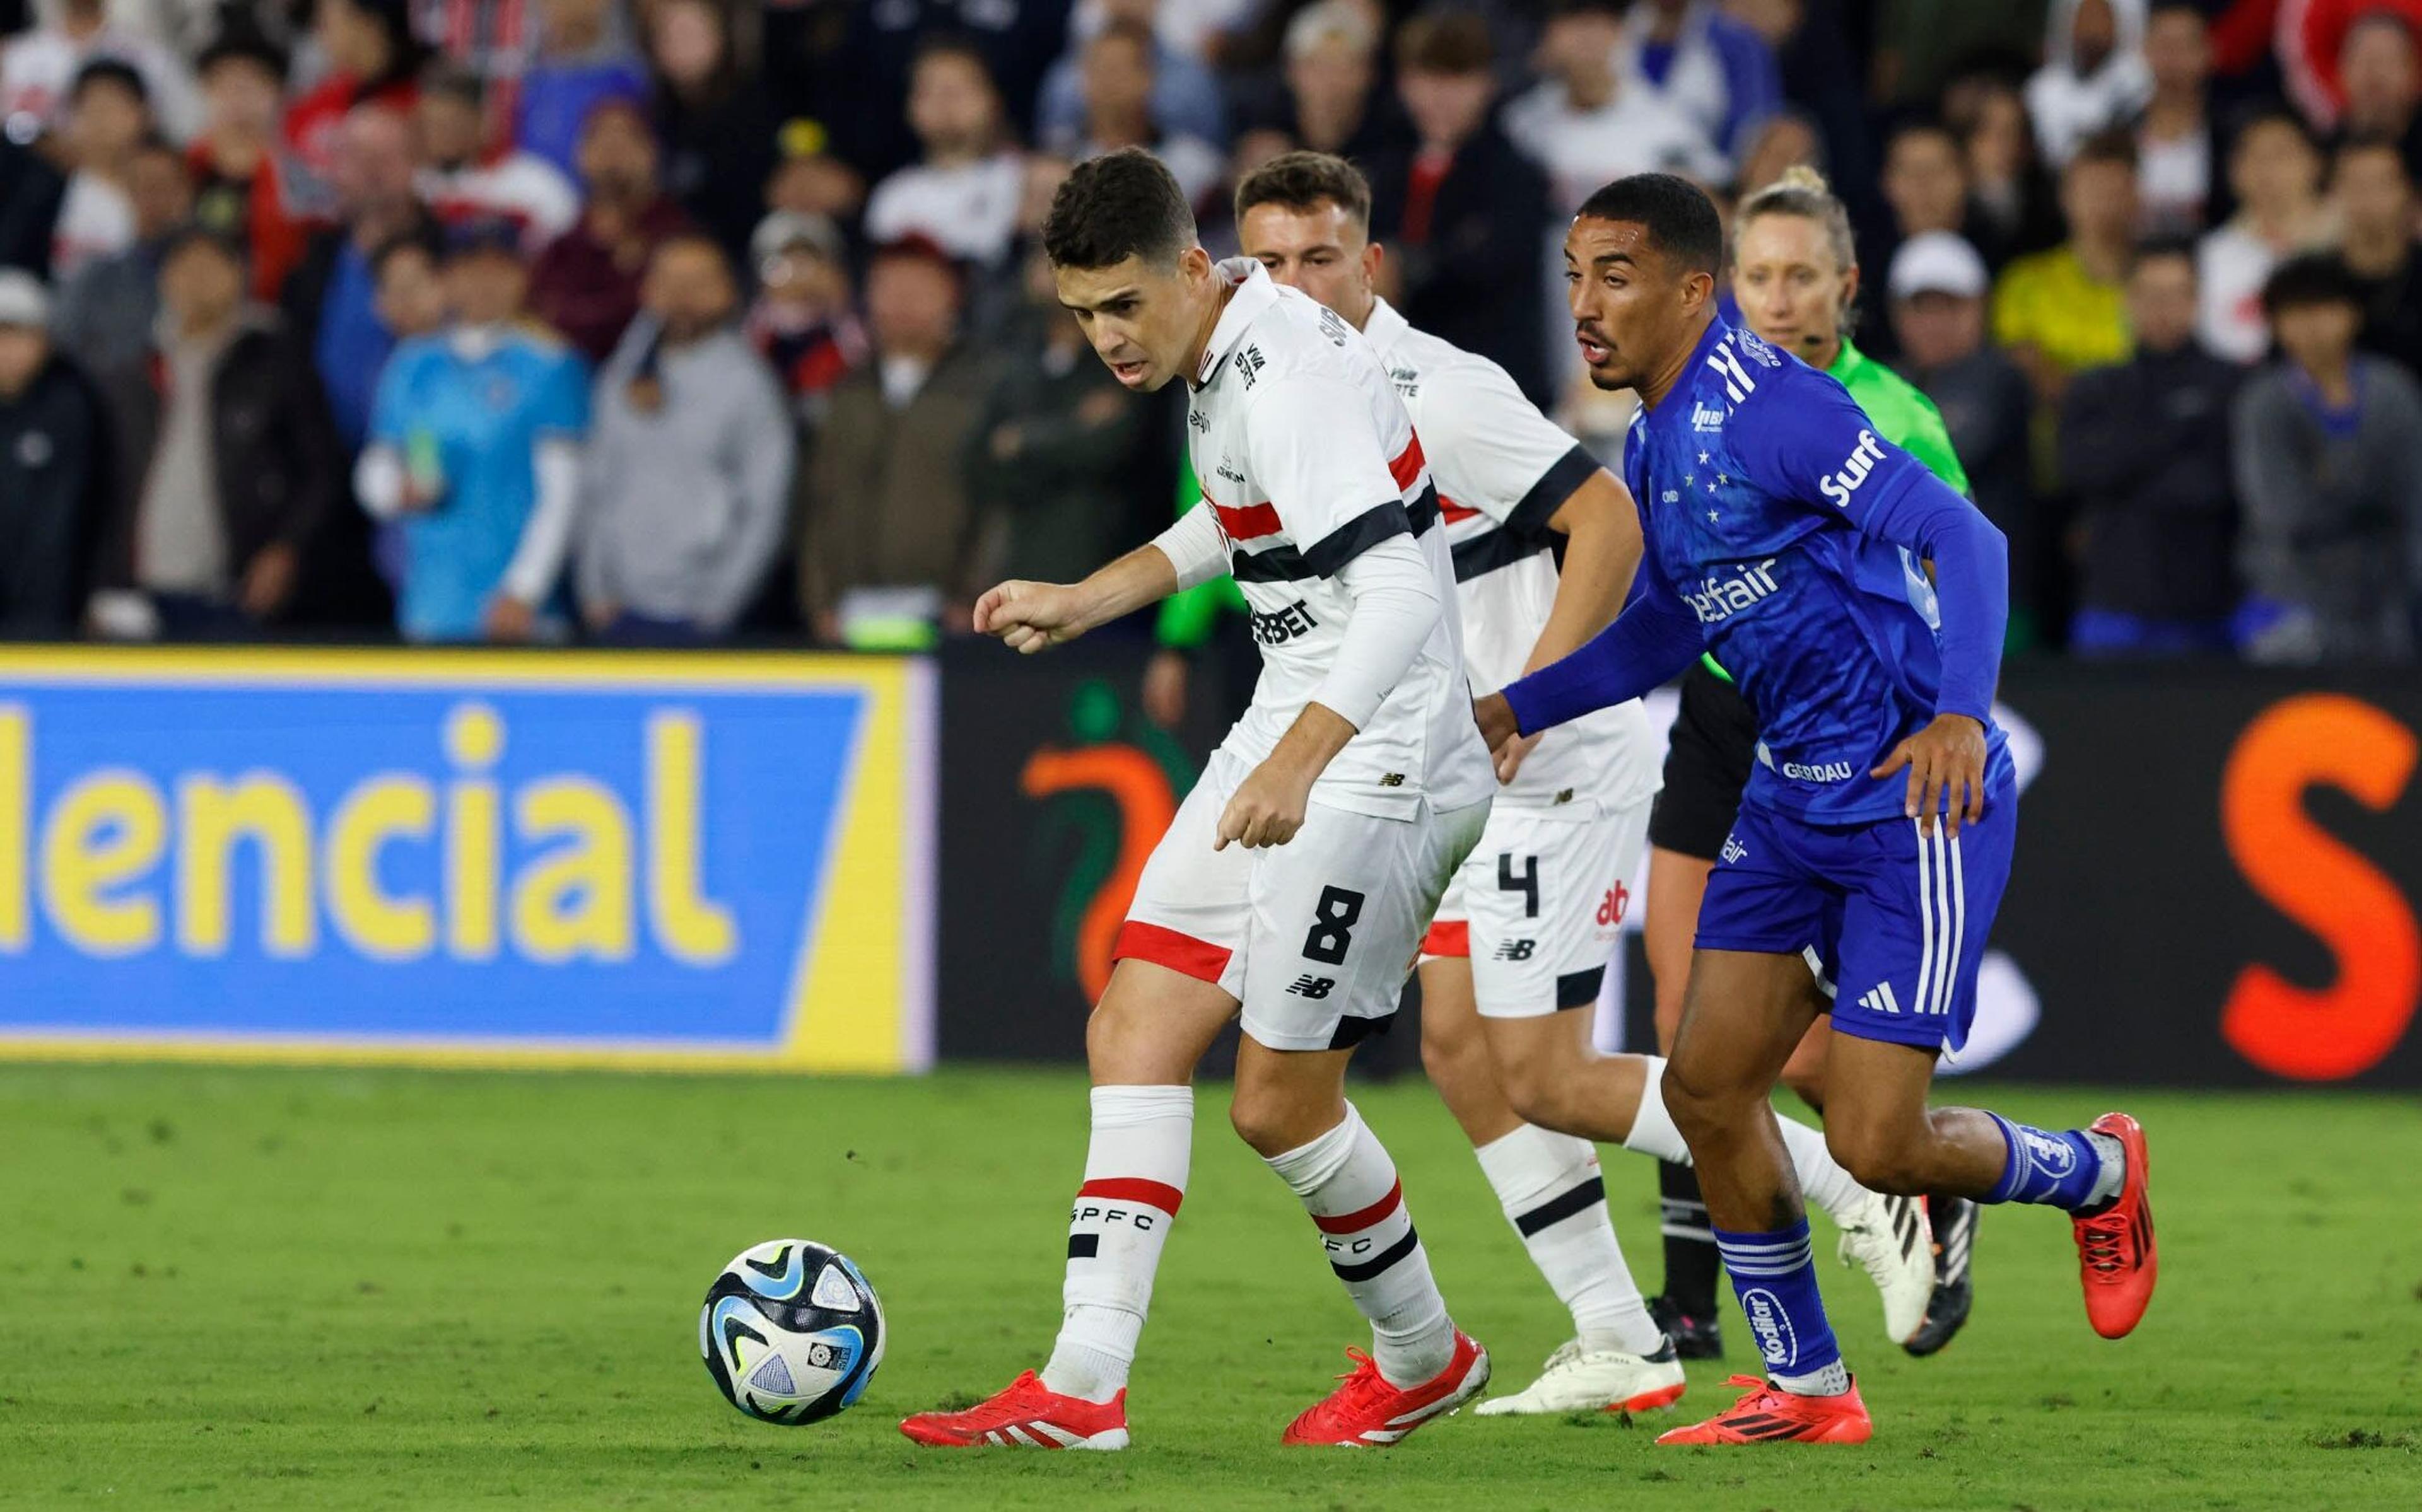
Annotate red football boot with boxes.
[1654,1374,1873,1445]
[1282,1331,1490,1447]
[2074,1110,2157,1339]
[898,1371,1129,1450]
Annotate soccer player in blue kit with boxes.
[1474,174,2160,1445]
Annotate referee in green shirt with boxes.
[1641,166,1982,1365]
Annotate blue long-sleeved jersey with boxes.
[1504,319,2012,825]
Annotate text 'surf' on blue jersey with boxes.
[1617,320,2011,825]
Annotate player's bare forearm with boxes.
[1216,702,1357,851]
[1527,471,1642,674]
[973,544,1181,652]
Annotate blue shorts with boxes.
[1694,790,2015,1053]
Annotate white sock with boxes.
[1040,1085,1191,1404]
[2082,1131,2125,1207]
[1618,1055,1869,1221]
[1473,1124,1662,1356]
[1265,1102,1455,1388]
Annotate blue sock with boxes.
[1713,1218,1847,1395]
[1982,1115,2108,1209]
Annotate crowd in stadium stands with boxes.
[1,0,2419,665]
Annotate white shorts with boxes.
[1419,794,1651,1018]
[1115,748,1491,1051]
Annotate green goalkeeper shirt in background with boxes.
[1703,336,1976,682]
[1155,451,1247,651]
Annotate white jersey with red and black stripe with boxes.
[1186,259,1494,820]
[1362,297,1659,811]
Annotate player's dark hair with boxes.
[2069,127,2139,173]
[2260,251,2361,317]
[1043,148,1196,270]
[1234,151,1372,233]
[1575,172,1725,277]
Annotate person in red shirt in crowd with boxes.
[283,0,429,207]
[528,96,690,362]
[189,26,305,302]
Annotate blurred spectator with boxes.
[414,66,578,251]
[1735,109,1823,195]
[575,234,792,645]
[0,270,106,636]
[1505,0,1726,216]
[824,0,1070,182]
[2199,108,2331,363]
[763,119,868,226]
[513,0,649,180]
[1949,73,2066,262]
[969,246,1145,586]
[2267,0,2422,128]
[0,0,200,144]
[1039,0,1226,148]
[52,60,152,279]
[282,103,430,450]
[0,132,67,276]
[357,220,589,643]
[2232,252,2422,662]
[2059,236,2243,654]
[1048,19,1222,209]
[1994,128,2140,409]
[1620,0,1782,168]
[52,133,188,375]
[1231,0,1386,166]
[529,98,688,364]
[796,235,993,648]
[91,224,335,641]
[2336,134,2422,372]
[2330,9,2422,177]
[2027,0,2152,168]
[2136,3,2223,235]
[743,209,863,427]
[189,26,305,301]
[371,224,448,341]
[1888,232,2039,642]
[1869,0,2049,110]
[1867,119,2001,288]
[864,39,1025,270]
[1368,10,1553,406]
[284,0,426,198]
[646,0,780,262]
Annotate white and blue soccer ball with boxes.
[699,1239,886,1424]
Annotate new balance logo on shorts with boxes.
[1491,939,1536,961]
[1856,981,1904,1016]
[1287,975,1336,998]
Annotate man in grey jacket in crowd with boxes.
[2232,252,2422,664]
[575,233,795,645]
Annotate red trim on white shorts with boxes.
[1111,920,1234,984]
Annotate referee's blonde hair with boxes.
[1735,165,1857,279]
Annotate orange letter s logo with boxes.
[2220,694,2420,1081]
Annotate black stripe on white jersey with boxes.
[1447,443,1600,584]
[1231,484,1441,583]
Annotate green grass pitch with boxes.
[3,1063,2418,1509]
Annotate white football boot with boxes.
[1471,1337,1687,1417]
[1836,1189,1935,1344]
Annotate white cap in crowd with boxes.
[1888,232,1989,302]
[0,268,49,329]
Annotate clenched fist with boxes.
[973,580,1090,654]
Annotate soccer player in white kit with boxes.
[900,149,1499,1451]
[1233,153,1936,1416]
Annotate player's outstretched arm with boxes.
[1487,468,1644,781]
[975,503,1232,653]
[1481,566,1704,759]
